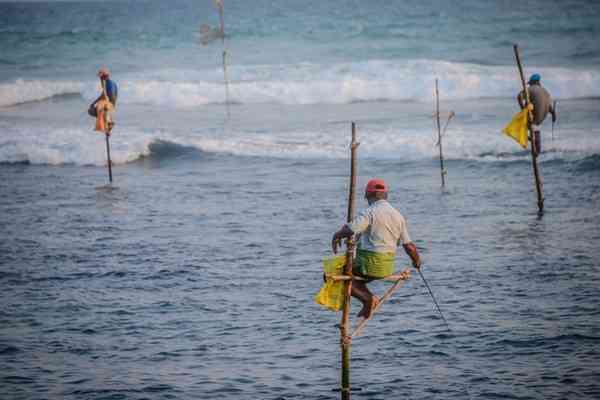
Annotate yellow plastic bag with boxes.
[502,104,533,149]
[314,255,347,311]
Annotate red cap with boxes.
[98,67,110,78]
[365,178,388,193]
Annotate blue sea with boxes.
[1,1,600,399]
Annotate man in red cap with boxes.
[331,178,421,319]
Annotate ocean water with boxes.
[1,1,600,399]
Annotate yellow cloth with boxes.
[95,98,114,133]
[314,255,347,312]
[502,105,532,149]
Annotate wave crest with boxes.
[0,79,83,107]
[2,60,600,108]
[2,128,599,167]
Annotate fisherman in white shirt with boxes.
[332,178,421,319]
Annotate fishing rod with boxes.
[417,268,451,331]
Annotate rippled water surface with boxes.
[2,1,600,399]
[2,130,600,399]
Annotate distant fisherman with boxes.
[331,179,421,319]
[88,67,118,132]
[517,73,556,156]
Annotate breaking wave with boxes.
[0,79,83,107]
[2,123,599,167]
[2,60,599,108]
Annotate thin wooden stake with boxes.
[552,100,557,142]
[105,133,113,183]
[201,1,230,118]
[216,0,225,42]
[513,44,544,214]
[340,122,359,399]
[99,79,113,183]
[347,122,358,224]
[223,50,231,118]
[327,272,408,282]
[216,0,231,118]
[435,79,446,187]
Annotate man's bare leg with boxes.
[534,131,541,156]
[352,281,379,318]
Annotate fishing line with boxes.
[417,267,476,399]
[417,268,450,330]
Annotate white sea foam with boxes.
[0,124,154,166]
[2,60,600,108]
[114,60,600,106]
[184,124,600,162]
[2,58,599,166]
[3,119,597,166]
[0,79,83,107]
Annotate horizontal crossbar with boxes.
[326,270,410,282]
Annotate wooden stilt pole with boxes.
[216,0,225,41]
[513,44,544,214]
[552,100,557,142]
[199,1,229,118]
[99,78,113,184]
[347,123,358,224]
[216,0,230,119]
[435,79,446,187]
[340,122,359,399]
[105,132,113,183]
[223,50,231,118]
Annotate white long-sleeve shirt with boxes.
[347,199,412,254]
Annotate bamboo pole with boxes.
[223,50,231,118]
[216,0,225,42]
[513,44,544,214]
[327,272,409,282]
[552,100,557,142]
[347,123,358,224]
[105,133,113,183]
[340,122,359,399]
[100,79,113,183]
[435,79,446,187]
[215,0,231,119]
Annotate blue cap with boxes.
[528,73,541,84]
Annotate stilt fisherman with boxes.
[88,67,118,133]
[517,73,557,156]
[331,179,421,319]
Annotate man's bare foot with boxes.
[363,296,379,319]
[356,296,380,319]
[357,306,367,318]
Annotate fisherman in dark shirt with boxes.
[517,73,556,156]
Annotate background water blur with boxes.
[1,1,599,399]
